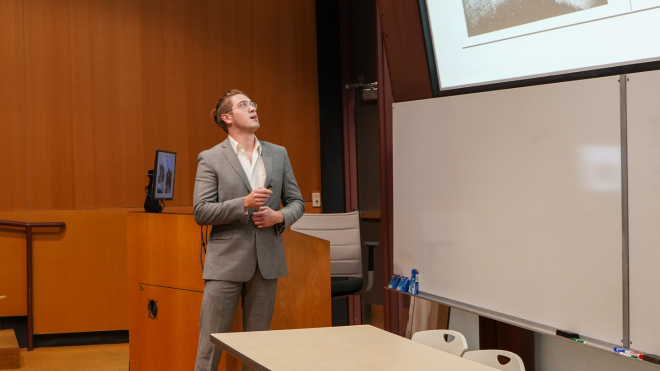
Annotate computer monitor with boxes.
[151,150,177,201]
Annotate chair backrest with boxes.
[462,350,525,371]
[411,330,468,357]
[290,211,362,278]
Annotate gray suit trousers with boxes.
[194,266,278,371]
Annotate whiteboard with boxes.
[393,76,623,345]
[628,69,660,354]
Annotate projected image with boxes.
[463,0,608,37]
[426,0,660,89]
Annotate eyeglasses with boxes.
[228,100,257,112]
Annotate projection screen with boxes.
[424,0,660,90]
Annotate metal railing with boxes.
[0,220,66,351]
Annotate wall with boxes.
[315,0,344,215]
[376,0,432,102]
[0,0,321,334]
[373,2,658,368]
[448,308,480,353]
[347,0,385,327]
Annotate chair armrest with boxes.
[362,242,380,293]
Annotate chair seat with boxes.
[331,278,363,297]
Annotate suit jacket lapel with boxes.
[262,145,273,189]
[220,139,252,192]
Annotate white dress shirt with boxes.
[227,135,267,215]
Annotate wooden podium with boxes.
[127,212,331,371]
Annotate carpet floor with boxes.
[18,343,128,371]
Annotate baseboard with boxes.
[34,330,129,348]
[0,317,128,348]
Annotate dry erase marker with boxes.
[614,348,643,359]
[615,350,639,359]
[571,338,588,344]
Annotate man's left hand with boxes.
[252,206,285,228]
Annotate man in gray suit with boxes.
[193,89,305,371]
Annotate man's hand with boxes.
[244,187,273,211]
[252,206,285,229]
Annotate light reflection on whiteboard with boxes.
[579,145,621,191]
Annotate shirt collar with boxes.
[228,135,262,155]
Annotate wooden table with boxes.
[210,325,501,371]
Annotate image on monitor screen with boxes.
[152,150,177,200]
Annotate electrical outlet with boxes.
[312,192,321,208]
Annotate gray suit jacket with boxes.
[193,138,305,281]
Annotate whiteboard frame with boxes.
[619,76,631,348]
[392,75,627,349]
[388,287,658,368]
[626,69,660,355]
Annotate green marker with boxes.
[571,338,588,345]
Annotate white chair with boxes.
[463,350,525,371]
[411,329,468,357]
[290,211,378,297]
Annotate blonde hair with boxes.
[211,89,244,133]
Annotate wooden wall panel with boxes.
[181,0,211,208]
[249,0,321,202]
[113,0,145,208]
[0,0,28,212]
[149,0,192,206]
[0,0,320,334]
[30,209,128,334]
[128,213,330,371]
[292,0,322,202]
[2,0,320,212]
[88,0,144,209]
[376,0,433,102]
[272,229,332,330]
[127,212,205,293]
[129,284,205,371]
[68,0,95,210]
[0,209,130,325]
[304,202,321,214]
[23,0,77,210]
[0,212,30,317]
